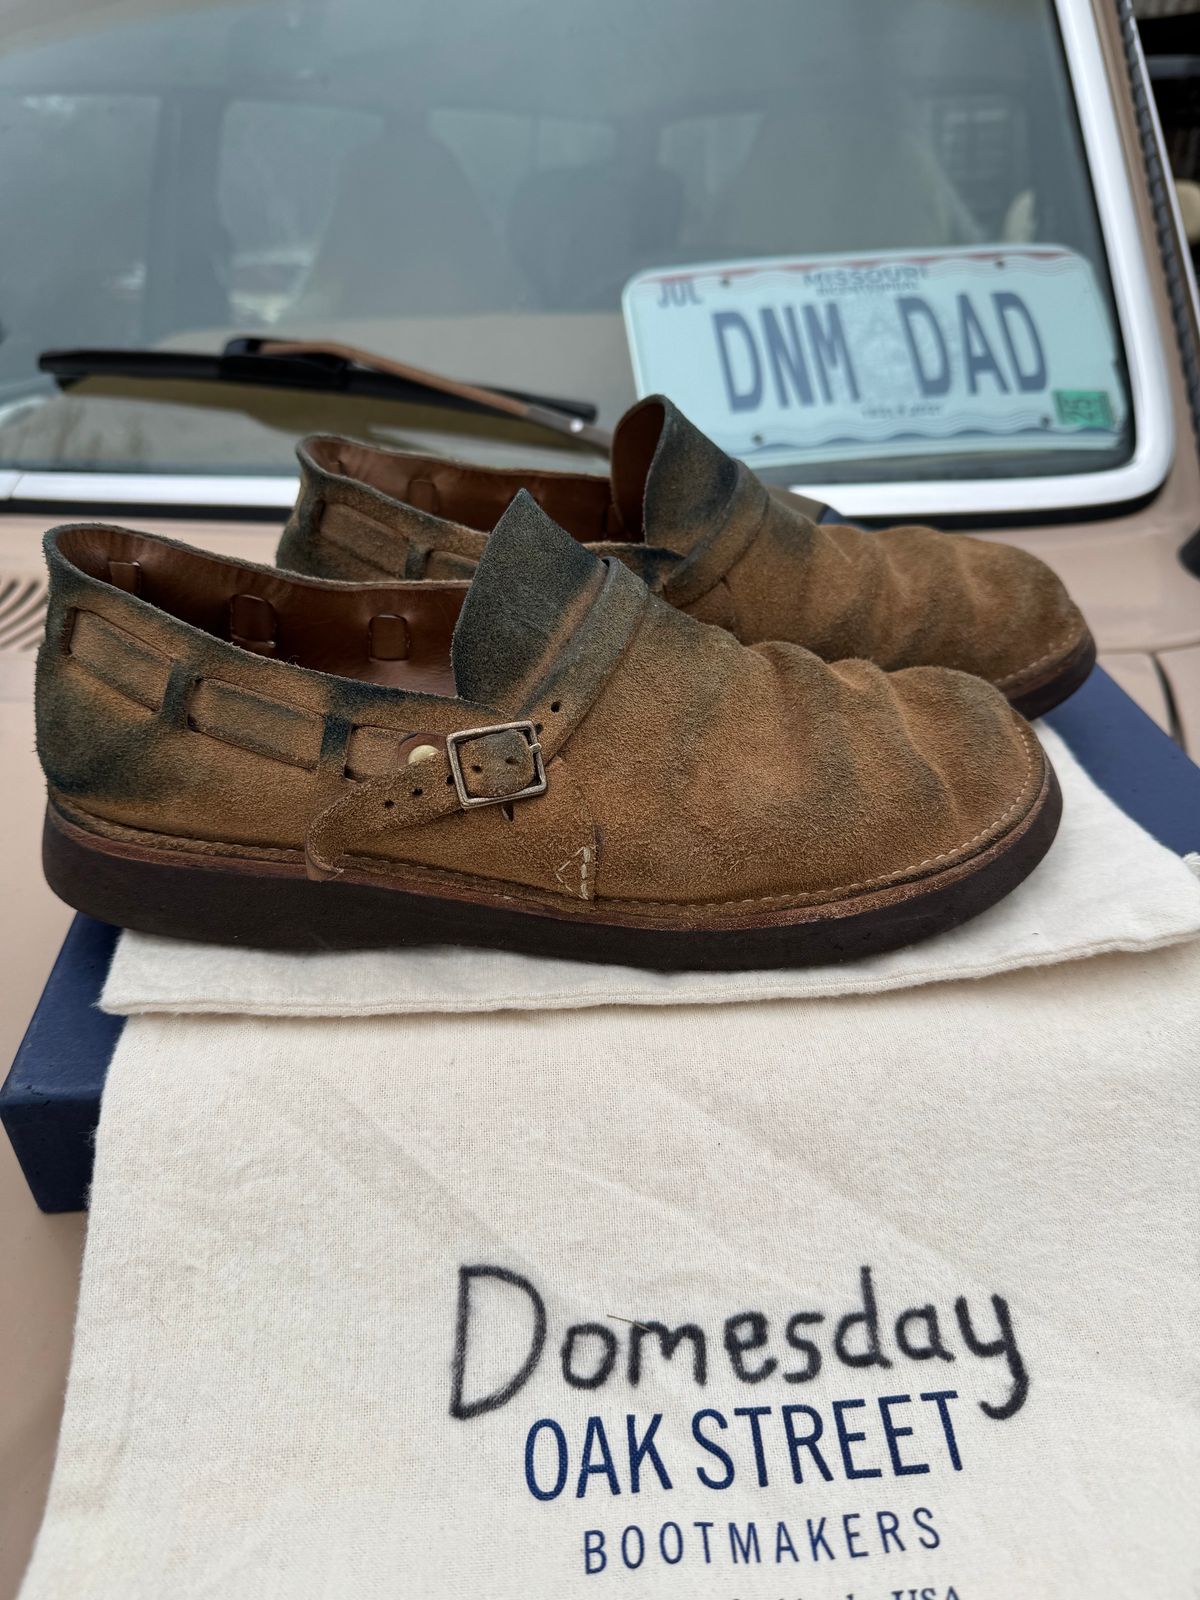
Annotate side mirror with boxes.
[1176,180,1200,247]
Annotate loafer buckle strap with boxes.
[303,556,647,879]
[445,720,547,809]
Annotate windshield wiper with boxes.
[38,337,612,453]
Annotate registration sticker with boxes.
[621,246,1126,468]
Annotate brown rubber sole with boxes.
[43,761,1061,971]
[1007,629,1097,720]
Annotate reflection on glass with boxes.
[0,0,1130,483]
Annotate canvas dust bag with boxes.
[17,946,1200,1599]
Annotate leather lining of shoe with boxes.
[609,395,665,537]
[55,525,464,694]
[304,434,631,542]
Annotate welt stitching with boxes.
[994,625,1086,690]
[50,797,303,863]
[820,723,1040,896]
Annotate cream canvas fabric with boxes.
[101,733,1200,1017]
[20,944,1200,1600]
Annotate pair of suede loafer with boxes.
[37,397,1092,970]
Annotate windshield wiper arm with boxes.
[38,337,612,453]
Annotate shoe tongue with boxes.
[452,489,605,707]
[611,395,742,553]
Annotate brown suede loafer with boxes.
[38,495,1060,970]
[278,396,1095,719]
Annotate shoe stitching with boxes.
[994,625,1088,691]
[809,721,1039,897]
[541,752,597,902]
[555,844,593,901]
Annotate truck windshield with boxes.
[0,0,1133,488]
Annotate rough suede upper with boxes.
[277,395,1091,703]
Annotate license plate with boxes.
[621,246,1126,468]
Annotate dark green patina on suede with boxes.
[452,490,605,707]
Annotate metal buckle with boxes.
[445,720,547,810]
